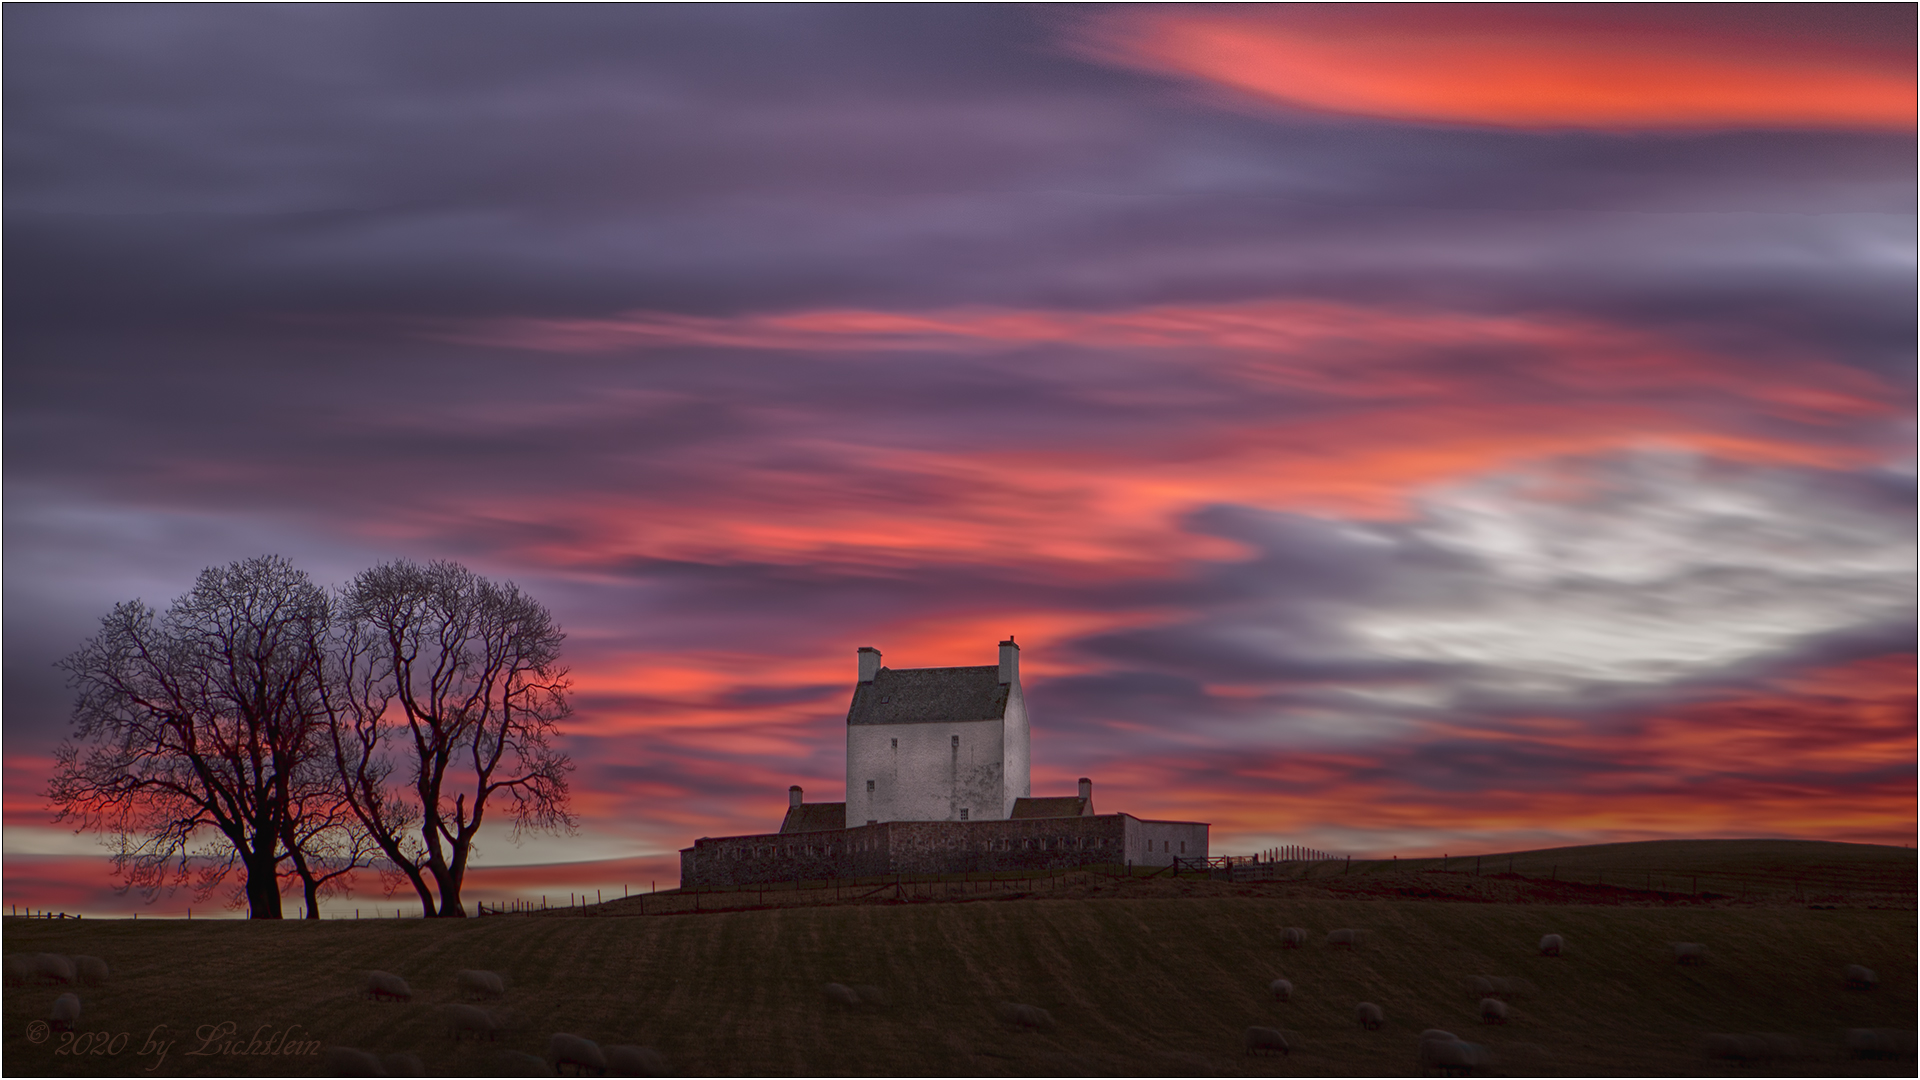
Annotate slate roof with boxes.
[846,665,1010,726]
[1009,796,1092,819]
[780,802,847,834]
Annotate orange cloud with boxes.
[1069,7,1916,131]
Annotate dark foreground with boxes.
[3,891,1914,1076]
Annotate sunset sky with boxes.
[6,5,1914,917]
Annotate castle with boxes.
[679,638,1209,887]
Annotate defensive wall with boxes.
[681,812,1208,888]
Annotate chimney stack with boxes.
[1078,777,1093,813]
[998,636,1020,685]
[857,646,882,683]
[789,785,803,808]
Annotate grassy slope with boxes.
[3,837,1904,1068]
[4,895,1913,1076]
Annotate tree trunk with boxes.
[244,853,284,919]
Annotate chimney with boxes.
[1078,777,1093,814]
[789,785,803,808]
[857,646,882,683]
[998,636,1019,685]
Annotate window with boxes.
[960,809,969,820]
[951,735,960,747]
[866,780,875,792]
[1180,841,1186,853]
[891,738,898,749]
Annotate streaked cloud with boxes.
[1070,6,1917,131]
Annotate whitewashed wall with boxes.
[846,717,1005,823]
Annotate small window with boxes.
[866,780,875,792]
[960,808,969,820]
[890,738,898,749]
[1180,841,1186,853]
[951,735,960,747]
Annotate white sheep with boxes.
[821,982,861,1007]
[1699,1034,1768,1063]
[71,955,109,985]
[1670,942,1707,965]
[443,1003,498,1042]
[1355,1002,1383,1030]
[1844,964,1878,990]
[1243,1026,1289,1056]
[382,1052,425,1076]
[997,1002,1056,1031]
[49,993,81,1032]
[1538,933,1563,957]
[1845,1028,1918,1060]
[1478,997,1507,1025]
[1420,1034,1493,1075]
[1489,976,1536,998]
[1463,975,1494,997]
[30,953,75,984]
[319,1046,387,1077]
[606,1044,670,1076]
[365,970,414,1001]
[1280,927,1308,949]
[1326,928,1361,949]
[496,1049,556,1076]
[852,984,889,1007]
[548,1033,607,1076]
[457,968,507,998]
[1268,978,1293,1002]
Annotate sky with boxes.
[5,4,1914,917]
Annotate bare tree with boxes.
[322,559,574,917]
[50,556,356,918]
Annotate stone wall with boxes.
[680,812,1205,888]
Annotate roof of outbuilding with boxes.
[780,802,847,834]
[1009,796,1091,819]
[846,666,1010,726]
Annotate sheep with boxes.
[382,1053,425,1076]
[71,955,109,985]
[852,984,889,1007]
[365,970,414,1001]
[1699,1034,1769,1063]
[496,1049,557,1076]
[1538,933,1563,957]
[1280,926,1308,949]
[49,993,81,1032]
[1489,976,1536,998]
[1243,1026,1289,1056]
[996,1002,1056,1031]
[1670,942,1707,966]
[1420,1029,1459,1043]
[1844,964,1878,990]
[1326,928,1361,949]
[1419,1034,1493,1076]
[29,953,75,984]
[1268,978,1293,1002]
[1355,1002,1383,1030]
[2,955,28,985]
[319,1046,387,1076]
[1478,998,1507,1025]
[1463,975,1495,997]
[547,1033,607,1076]
[457,968,507,999]
[606,1044,670,1076]
[442,1003,498,1042]
[821,982,861,1007]
[1846,1028,1918,1061]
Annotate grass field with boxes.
[3,841,1913,1077]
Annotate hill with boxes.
[3,840,1913,1076]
